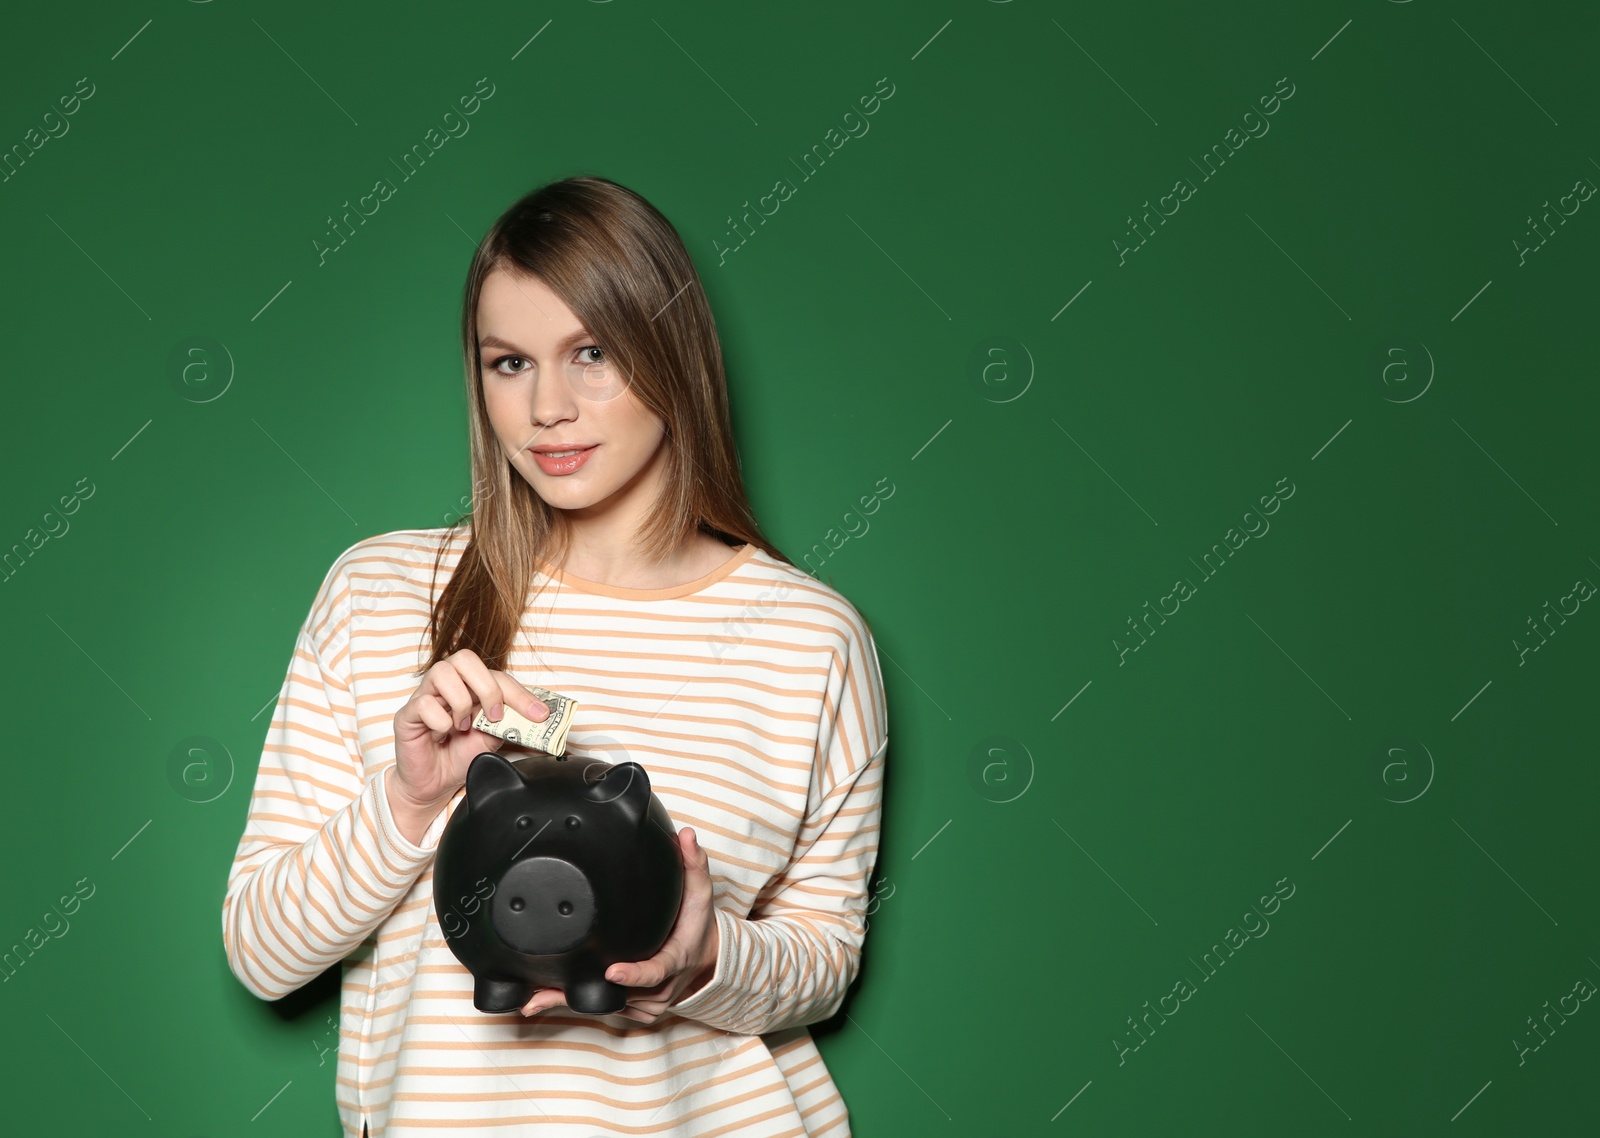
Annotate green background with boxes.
[2,1,1597,1134]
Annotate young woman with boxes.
[222,175,889,1137]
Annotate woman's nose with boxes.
[528,364,579,427]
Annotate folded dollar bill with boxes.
[471,685,577,757]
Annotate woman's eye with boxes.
[486,349,603,374]
[490,355,529,376]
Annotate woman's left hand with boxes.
[520,826,719,1024]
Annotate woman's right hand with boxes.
[390,649,551,815]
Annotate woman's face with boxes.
[477,268,669,520]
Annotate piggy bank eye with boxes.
[565,816,580,829]
[516,816,533,829]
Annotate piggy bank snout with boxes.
[490,856,597,956]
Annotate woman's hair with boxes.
[420,174,789,673]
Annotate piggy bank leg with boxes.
[474,975,535,1014]
[565,973,627,1015]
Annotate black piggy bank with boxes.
[432,751,684,1015]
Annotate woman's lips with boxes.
[530,444,597,476]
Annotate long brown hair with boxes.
[421,175,789,673]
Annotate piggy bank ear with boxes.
[465,751,524,810]
[582,761,650,827]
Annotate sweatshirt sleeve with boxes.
[221,543,446,1001]
[669,612,888,1035]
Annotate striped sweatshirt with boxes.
[221,527,889,1137]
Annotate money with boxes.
[472,686,578,757]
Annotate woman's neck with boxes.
[559,531,738,591]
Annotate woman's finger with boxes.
[680,830,713,909]
[416,693,456,737]
[615,949,674,990]
[615,979,673,1003]
[429,663,479,730]
[522,987,568,1015]
[683,829,711,881]
[493,672,551,721]
[447,651,506,724]
[620,995,670,1020]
